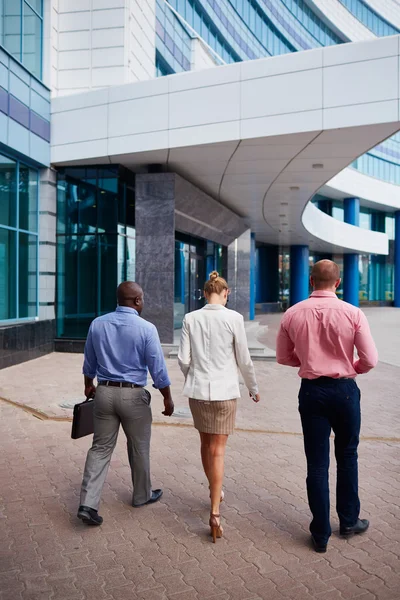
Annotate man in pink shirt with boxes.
[276,260,378,553]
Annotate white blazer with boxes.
[178,304,259,401]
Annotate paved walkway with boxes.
[1,308,400,599]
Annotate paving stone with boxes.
[1,348,400,600]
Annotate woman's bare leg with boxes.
[200,431,212,484]
[208,434,229,515]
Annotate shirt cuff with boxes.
[152,377,171,389]
[82,369,96,379]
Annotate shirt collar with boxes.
[116,306,139,316]
[203,304,226,310]
[310,291,338,299]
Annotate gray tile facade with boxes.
[135,174,176,344]
[136,173,248,343]
[228,229,251,320]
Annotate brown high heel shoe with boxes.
[209,513,223,543]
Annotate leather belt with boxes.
[98,381,142,388]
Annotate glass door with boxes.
[189,250,205,312]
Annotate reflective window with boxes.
[56,166,136,339]
[351,153,400,185]
[337,0,398,37]
[0,0,43,79]
[0,150,38,321]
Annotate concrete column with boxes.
[343,198,360,307]
[256,245,279,303]
[135,174,175,344]
[394,211,400,307]
[290,245,309,306]
[228,229,251,320]
[39,168,57,323]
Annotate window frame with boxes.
[0,147,39,324]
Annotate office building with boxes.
[1,0,400,367]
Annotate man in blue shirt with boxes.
[77,282,174,526]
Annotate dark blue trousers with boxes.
[299,377,361,545]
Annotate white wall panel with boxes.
[241,69,323,120]
[169,83,240,129]
[324,57,399,108]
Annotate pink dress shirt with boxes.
[276,291,378,379]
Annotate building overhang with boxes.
[51,36,400,255]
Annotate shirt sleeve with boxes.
[276,317,301,367]
[353,310,378,374]
[177,316,191,378]
[233,315,259,395]
[82,324,97,379]
[145,325,171,389]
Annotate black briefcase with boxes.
[71,398,94,439]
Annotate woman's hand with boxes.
[249,392,260,403]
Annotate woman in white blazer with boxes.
[178,271,260,542]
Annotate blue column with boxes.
[249,233,256,321]
[343,198,360,307]
[395,211,400,307]
[290,245,309,306]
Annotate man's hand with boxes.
[84,384,96,399]
[162,398,174,417]
[249,391,261,403]
[84,376,96,399]
[159,385,174,416]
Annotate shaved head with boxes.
[311,260,341,290]
[117,281,144,313]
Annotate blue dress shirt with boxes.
[82,306,171,389]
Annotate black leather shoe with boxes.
[133,489,163,507]
[77,505,103,526]
[311,536,327,553]
[340,518,369,537]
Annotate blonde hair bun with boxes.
[209,271,219,280]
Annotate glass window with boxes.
[0,228,17,320]
[23,2,42,79]
[25,0,42,15]
[0,0,43,79]
[0,155,17,228]
[18,232,37,318]
[19,164,38,232]
[1,0,22,62]
[0,151,38,322]
[56,166,137,338]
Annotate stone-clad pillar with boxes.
[135,174,175,344]
[228,229,251,320]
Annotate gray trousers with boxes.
[80,385,152,510]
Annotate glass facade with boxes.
[310,198,396,304]
[174,232,225,328]
[0,0,43,79]
[56,166,136,339]
[0,151,38,322]
[337,0,399,37]
[157,0,400,195]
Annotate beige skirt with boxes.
[189,398,237,435]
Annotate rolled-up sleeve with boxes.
[276,319,301,367]
[145,326,171,389]
[82,324,97,378]
[354,311,378,374]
